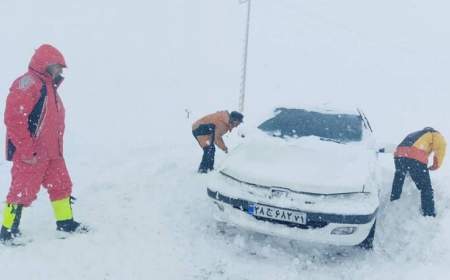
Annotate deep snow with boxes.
[0,0,450,279]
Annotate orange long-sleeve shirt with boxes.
[192,111,232,151]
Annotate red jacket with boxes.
[5,44,67,161]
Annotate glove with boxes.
[429,156,439,171]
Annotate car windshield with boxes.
[258,108,363,143]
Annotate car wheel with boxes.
[358,220,376,250]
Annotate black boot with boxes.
[0,226,12,242]
[56,219,89,233]
[0,204,23,242]
[198,145,215,174]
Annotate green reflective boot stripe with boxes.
[52,197,73,221]
[2,204,17,229]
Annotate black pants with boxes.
[391,157,436,217]
[193,124,216,173]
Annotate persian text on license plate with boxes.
[248,204,307,225]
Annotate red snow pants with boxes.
[6,158,72,207]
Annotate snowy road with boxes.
[1,139,449,279]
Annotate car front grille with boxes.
[208,188,377,227]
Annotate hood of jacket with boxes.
[28,44,67,75]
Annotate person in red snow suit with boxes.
[0,44,87,243]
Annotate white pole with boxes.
[239,0,252,113]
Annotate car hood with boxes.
[219,137,375,194]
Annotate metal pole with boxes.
[239,0,252,113]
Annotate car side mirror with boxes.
[375,143,396,154]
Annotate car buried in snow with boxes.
[206,107,379,249]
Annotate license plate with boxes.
[248,204,307,225]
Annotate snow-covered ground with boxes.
[0,0,450,279]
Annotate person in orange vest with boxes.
[390,127,446,217]
[192,111,244,173]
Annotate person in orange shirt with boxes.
[192,111,243,173]
[390,127,446,217]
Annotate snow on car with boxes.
[206,107,380,249]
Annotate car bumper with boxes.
[207,188,377,246]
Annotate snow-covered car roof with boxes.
[270,104,362,116]
[258,107,364,142]
[245,103,364,126]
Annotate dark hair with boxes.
[423,127,436,133]
[230,111,244,123]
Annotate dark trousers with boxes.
[193,124,216,173]
[391,157,436,217]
